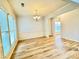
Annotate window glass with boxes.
[0,9,17,57]
[0,9,8,32]
[10,31,16,44]
[55,22,61,33]
[8,15,17,45]
[0,9,10,56]
[8,15,16,31]
[2,32,10,56]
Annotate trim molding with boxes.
[62,38,79,43]
[49,35,53,37]
[19,35,53,42]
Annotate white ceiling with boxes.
[8,0,68,16]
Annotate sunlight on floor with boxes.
[54,34,67,59]
[55,35,64,49]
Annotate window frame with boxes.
[0,8,17,58]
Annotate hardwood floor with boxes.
[11,37,79,59]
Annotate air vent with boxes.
[21,3,24,7]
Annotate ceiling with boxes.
[8,0,68,16]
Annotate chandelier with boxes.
[33,10,41,21]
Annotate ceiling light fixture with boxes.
[33,10,41,21]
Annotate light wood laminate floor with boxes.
[11,37,79,59]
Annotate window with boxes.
[55,21,61,33]
[0,9,17,57]
[8,15,17,45]
[10,31,16,45]
[0,9,10,56]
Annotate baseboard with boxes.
[49,35,53,37]
[18,36,46,42]
[62,37,79,43]
[19,35,53,42]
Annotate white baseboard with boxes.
[19,35,53,40]
[62,37,79,42]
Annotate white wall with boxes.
[60,8,79,42]
[44,17,52,37]
[18,16,45,40]
[44,2,79,38]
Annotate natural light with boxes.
[0,9,17,57]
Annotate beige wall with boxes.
[60,8,79,42]
[0,0,16,16]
